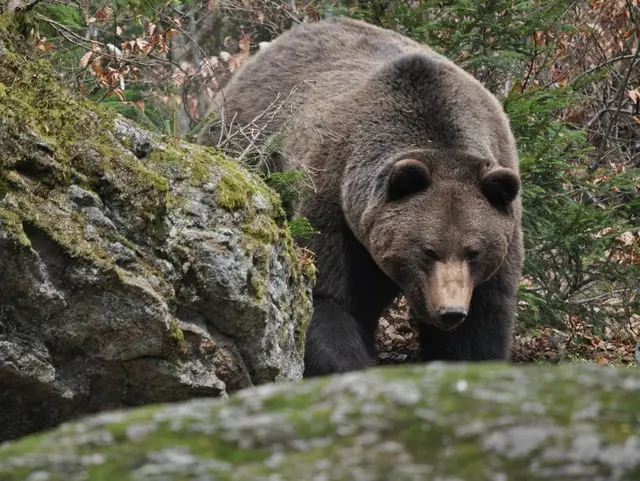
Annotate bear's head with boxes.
[360,149,521,332]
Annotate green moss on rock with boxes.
[294,290,312,354]
[0,25,315,416]
[1,363,640,480]
[0,208,30,247]
[247,245,270,302]
[0,51,116,171]
[0,26,310,274]
[218,172,253,210]
[146,142,221,187]
[165,317,187,358]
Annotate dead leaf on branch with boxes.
[135,38,149,52]
[35,34,54,53]
[165,28,179,42]
[240,34,251,58]
[95,6,113,25]
[79,51,94,68]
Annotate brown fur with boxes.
[198,17,524,377]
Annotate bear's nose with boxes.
[437,307,468,330]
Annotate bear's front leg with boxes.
[417,275,516,362]
[303,296,376,378]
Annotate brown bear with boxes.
[197,17,524,378]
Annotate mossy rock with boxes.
[1,362,639,480]
[0,24,313,443]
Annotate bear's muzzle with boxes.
[427,261,473,331]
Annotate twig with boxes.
[594,2,640,166]
[11,0,42,13]
[574,54,638,84]
[157,10,228,115]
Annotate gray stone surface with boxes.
[0,38,313,443]
[1,363,639,480]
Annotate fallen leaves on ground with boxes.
[375,297,421,365]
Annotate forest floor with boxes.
[375,298,639,368]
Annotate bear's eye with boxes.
[424,248,439,262]
[465,250,480,262]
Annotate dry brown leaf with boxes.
[112,89,125,101]
[594,227,616,238]
[593,175,612,185]
[165,28,179,42]
[135,38,149,52]
[616,231,636,247]
[144,35,160,55]
[239,34,251,58]
[227,54,247,72]
[79,51,94,68]
[36,42,54,53]
[95,6,113,25]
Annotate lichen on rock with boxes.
[1,363,639,480]
[0,26,313,443]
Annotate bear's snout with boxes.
[424,260,473,330]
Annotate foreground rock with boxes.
[1,363,639,480]
[0,31,313,443]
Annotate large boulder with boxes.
[0,363,639,480]
[0,31,313,443]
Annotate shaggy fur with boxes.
[198,17,524,378]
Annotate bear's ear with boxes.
[481,167,520,207]
[388,159,430,201]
